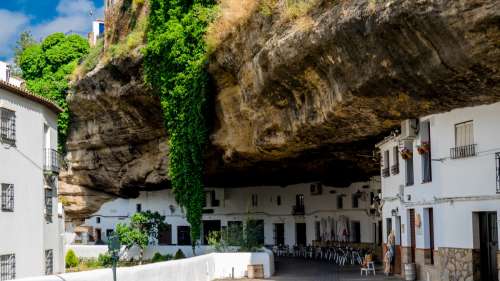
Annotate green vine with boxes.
[143,0,215,249]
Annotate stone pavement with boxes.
[218,257,404,281]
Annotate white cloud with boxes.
[0,10,30,58]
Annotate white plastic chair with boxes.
[360,261,376,276]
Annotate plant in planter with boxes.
[400,147,413,160]
[416,141,431,155]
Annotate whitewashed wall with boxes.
[81,179,381,247]
[13,251,274,281]
[0,87,64,278]
[379,101,500,250]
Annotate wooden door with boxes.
[409,209,416,263]
[479,212,498,281]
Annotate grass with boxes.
[284,0,321,20]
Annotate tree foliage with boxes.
[17,32,89,150]
[116,211,167,262]
[65,249,79,268]
[143,0,216,249]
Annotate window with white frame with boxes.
[45,188,53,223]
[0,254,15,281]
[1,184,14,211]
[45,250,53,275]
[455,121,474,147]
[0,108,15,146]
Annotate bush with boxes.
[174,249,186,260]
[151,252,166,263]
[97,253,113,267]
[65,249,79,268]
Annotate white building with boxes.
[88,20,105,47]
[0,62,24,88]
[377,102,500,281]
[0,63,65,280]
[80,180,382,252]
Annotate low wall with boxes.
[13,251,274,281]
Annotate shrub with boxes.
[174,249,186,260]
[65,249,79,268]
[151,252,166,263]
[97,253,113,267]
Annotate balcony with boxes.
[44,149,60,173]
[382,167,390,178]
[450,144,477,159]
[391,164,399,175]
[292,205,305,216]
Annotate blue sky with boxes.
[0,0,104,61]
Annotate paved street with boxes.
[219,257,403,281]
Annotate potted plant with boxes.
[416,141,430,155]
[400,147,413,160]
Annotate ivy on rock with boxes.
[143,0,215,250]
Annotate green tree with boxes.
[116,211,167,263]
[143,0,216,254]
[17,32,89,150]
[65,249,79,268]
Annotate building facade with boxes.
[0,63,65,280]
[79,179,382,250]
[377,102,500,281]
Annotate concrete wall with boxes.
[0,87,64,278]
[378,101,500,280]
[79,179,381,247]
[13,251,274,281]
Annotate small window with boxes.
[136,203,142,212]
[251,194,258,207]
[1,184,14,211]
[96,217,101,224]
[106,229,114,237]
[352,194,359,208]
[337,195,343,209]
[0,254,15,281]
[177,226,191,245]
[0,108,16,146]
[45,189,53,223]
[277,195,281,206]
[45,250,53,275]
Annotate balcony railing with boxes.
[391,164,399,175]
[44,149,60,173]
[382,167,390,178]
[450,144,477,159]
[292,205,305,216]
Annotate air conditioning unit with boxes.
[401,119,417,139]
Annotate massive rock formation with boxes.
[61,0,500,219]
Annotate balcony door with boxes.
[296,223,307,246]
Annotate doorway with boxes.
[478,212,498,281]
[296,223,307,246]
[409,209,416,263]
[274,223,285,246]
[202,220,221,245]
[395,216,402,274]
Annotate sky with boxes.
[0,0,104,62]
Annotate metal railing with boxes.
[391,164,399,175]
[450,144,477,159]
[382,167,390,178]
[44,149,60,173]
[292,205,305,216]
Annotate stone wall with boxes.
[437,248,475,281]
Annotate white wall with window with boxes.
[80,179,382,249]
[0,79,65,279]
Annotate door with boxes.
[409,209,416,263]
[202,220,221,245]
[95,228,102,242]
[395,216,402,274]
[274,223,285,245]
[479,212,498,281]
[296,223,307,246]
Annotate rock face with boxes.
[61,0,500,219]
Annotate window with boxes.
[1,184,14,211]
[251,194,258,207]
[382,150,390,177]
[45,250,53,275]
[96,217,101,224]
[277,195,281,206]
[386,218,392,238]
[106,229,114,238]
[337,195,343,209]
[420,121,432,183]
[0,108,15,146]
[352,194,359,208]
[425,208,435,265]
[177,226,191,245]
[351,221,361,243]
[404,142,414,186]
[391,146,399,175]
[296,194,304,207]
[0,254,15,281]
[45,189,53,223]
[136,203,142,212]
[158,225,172,245]
[451,121,476,158]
